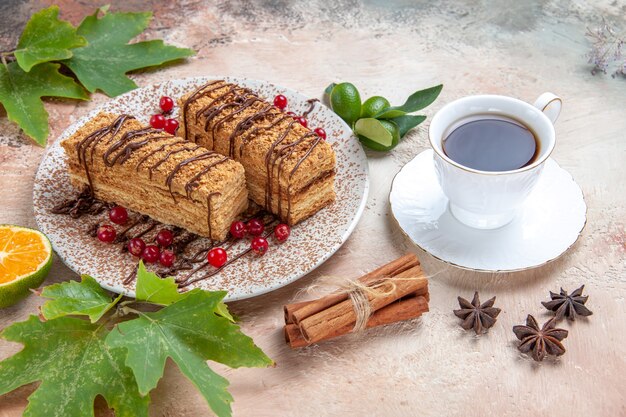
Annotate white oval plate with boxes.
[34,76,369,301]
[390,150,586,272]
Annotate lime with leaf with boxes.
[324,81,442,152]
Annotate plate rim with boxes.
[33,75,370,301]
[389,149,587,273]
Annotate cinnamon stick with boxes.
[285,294,429,348]
[298,265,427,343]
[285,254,420,324]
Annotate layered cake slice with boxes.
[61,112,248,241]
[178,80,336,225]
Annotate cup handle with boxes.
[533,92,562,125]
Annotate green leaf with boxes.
[14,6,86,72]
[40,275,122,323]
[0,316,149,417]
[135,261,185,305]
[374,84,443,118]
[0,62,88,146]
[64,7,195,97]
[390,114,427,138]
[354,118,393,147]
[134,261,234,321]
[107,290,273,417]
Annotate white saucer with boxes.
[389,150,586,272]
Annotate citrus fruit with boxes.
[330,82,361,127]
[0,225,52,308]
[361,96,391,118]
[357,119,400,152]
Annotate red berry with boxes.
[97,225,116,243]
[286,111,297,117]
[109,206,128,225]
[164,119,179,135]
[230,221,247,238]
[150,114,166,129]
[155,229,174,247]
[207,247,228,268]
[159,249,176,267]
[295,116,308,128]
[274,223,291,242]
[247,219,264,236]
[159,96,174,113]
[314,127,327,140]
[273,94,288,110]
[127,238,146,257]
[251,237,269,256]
[142,245,160,263]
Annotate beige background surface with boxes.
[1,1,625,416]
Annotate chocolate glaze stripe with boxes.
[164,151,219,199]
[183,80,225,141]
[102,127,162,166]
[228,103,275,157]
[237,114,292,158]
[135,139,187,171]
[147,144,201,179]
[285,135,324,223]
[264,120,299,210]
[75,114,134,193]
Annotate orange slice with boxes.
[0,225,52,308]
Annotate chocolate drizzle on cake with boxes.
[51,186,112,218]
[183,80,324,224]
[73,114,232,236]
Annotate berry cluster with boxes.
[97,205,176,267]
[207,219,291,268]
[273,95,326,140]
[149,96,179,135]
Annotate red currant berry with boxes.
[273,94,288,110]
[142,245,160,263]
[159,249,176,267]
[247,219,264,236]
[230,221,247,238]
[159,96,174,113]
[251,237,269,256]
[155,229,174,247]
[286,111,297,117]
[97,225,116,243]
[164,119,179,135]
[314,127,327,140]
[127,238,146,257]
[207,247,228,268]
[109,206,128,225]
[295,116,308,128]
[274,223,291,242]
[150,114,166,129]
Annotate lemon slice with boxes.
[0,225,53,308]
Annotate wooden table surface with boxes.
[1,1,625,416]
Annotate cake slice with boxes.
[61,112,248,241]
[178,80,336,225]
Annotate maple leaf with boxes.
[0,62,88,145]
[64,7,195,97]
[135,261,235,322]
[14,5,86,72]
[0,316,149,417]
[40,275,123,323]
[107,290,274,417]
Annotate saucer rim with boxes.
[388,149,588,273]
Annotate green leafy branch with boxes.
[0,5,194,146]
[0,262,273,417]
[324,82,443,151]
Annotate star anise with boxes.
[541,285,593,321]
[513,315,568,361]
[453,292,501,334]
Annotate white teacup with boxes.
[429,93,562,229]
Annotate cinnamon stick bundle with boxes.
[283,254,429,348]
